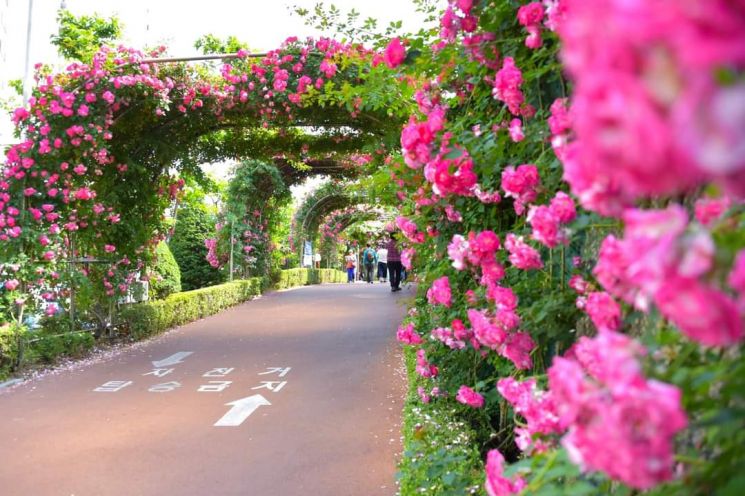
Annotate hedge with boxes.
[120,269,346,340]
[0,324,24,380]
[397,346,484,495]
[276,268,347,289]
[119,277,263,340]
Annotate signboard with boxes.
[302,241,313,267]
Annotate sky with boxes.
[0,0,437,197]
[3,0,432,84]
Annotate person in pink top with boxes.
[386,232,403,292]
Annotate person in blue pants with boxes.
[345,251,356,283]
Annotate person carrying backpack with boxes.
[362,243,377,284]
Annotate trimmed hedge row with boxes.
[397,347,483,495]
[276,268,347,289]
[120,269,346,340]
[119,278,263,340]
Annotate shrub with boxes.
[170,203,224,291]
[0,324,25,380]
[149,241,182,299]
[120,277,263,340]
[275,268,346,289]
[25,330,95,364]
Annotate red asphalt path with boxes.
[0,283,410,496]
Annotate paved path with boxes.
[0,283,410,496]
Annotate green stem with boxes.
[674,454,706,466]
[526,449,559,492]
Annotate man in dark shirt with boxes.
[386,233,403,292]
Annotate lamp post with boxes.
[21,0,34,106]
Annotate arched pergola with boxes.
[0,38,412,323]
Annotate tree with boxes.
[170,203,223,291]
[51,10,122,62]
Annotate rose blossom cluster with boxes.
[548,332,687,489]
[527,191,576,248]
[447,230,504,281]
[397,322,423,345]
[517,2,545,49]
[468,308,535,370]
[555,0,745,215]
[391,1,745,493]
[456,385,484,408]
[415,348,438,378]
[492,57,525,116]
[497,376,560,454]
[504,234,542,271]
[400,105,446,169]
[501,164,539,215]
[484,449,526,496]
[440,0,479,42]
[593,205,742,346]
[427,276,452,307]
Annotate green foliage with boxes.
[120,278,263,340]
[275,268,347,289]
[170,201,223,291]
[398,347,483,494]
[0,324,25,380]
[150,242,182,300]
[194,34,248,54]
[51,10,121,62]
[24,330,95,365]
[214,160,293,280]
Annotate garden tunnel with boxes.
[291,181,395,265]
[0,38,412,324]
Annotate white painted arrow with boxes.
[214,394,271,427]
[151,351,193,368]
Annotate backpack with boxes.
[364,249,374,263]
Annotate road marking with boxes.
[203,367,234,377]
[251,380,287,392]
[148,381,182,393]
[198,380,232,392]
[258,366,291,377]
[151,351,193,368]
[94,380,133,392]
[214,394,271,427]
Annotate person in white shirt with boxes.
[376,244,388,283]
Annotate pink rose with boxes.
[383,37,406,68]
[456,385,484,408]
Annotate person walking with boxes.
[386,232,403,292]
[345,251,356,283]
[362,243,377,284]
[376,243,388,283]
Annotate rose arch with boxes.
[0,37,411,325]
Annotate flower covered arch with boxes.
[1,37,408,322]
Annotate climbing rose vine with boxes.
[389,0,745,493]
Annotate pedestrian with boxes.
[376,242,388,283]
[345,251,356,283]
[386,232,403,292]
[314,252,321,269]
[362,243,377,284]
